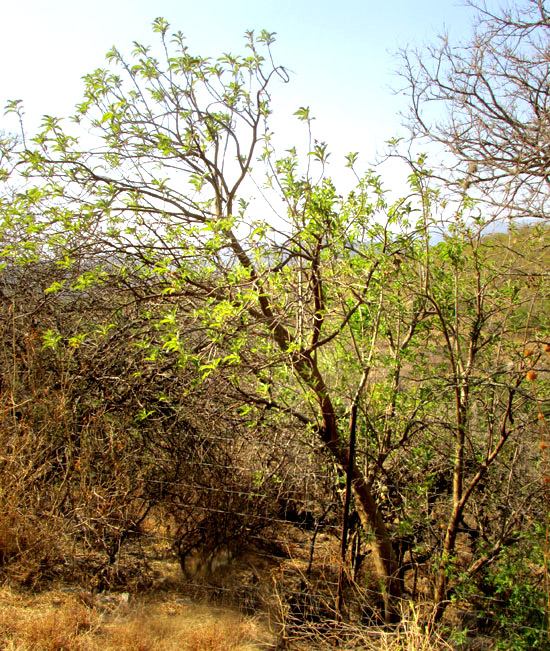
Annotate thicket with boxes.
[1,3,550,648]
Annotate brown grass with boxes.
[0,586,271,650]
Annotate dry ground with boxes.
[0,536,460,651]
[0,583,276,651]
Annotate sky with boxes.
[1,0,503,175]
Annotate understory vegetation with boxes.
[1,2,550,648]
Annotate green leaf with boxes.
[294,106,313,122]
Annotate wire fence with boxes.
[125,452,549,646]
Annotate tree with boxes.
[1,19,416,620]
[399,3,550,622]
[399,0,550,220]
[355,159,550,624]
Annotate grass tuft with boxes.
[0,586,270,650]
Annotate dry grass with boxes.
[0,582,461,651]
[280,606,455,651]
[0,586,272,650]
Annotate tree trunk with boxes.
[301,353,401,622]
[434,392,468,620]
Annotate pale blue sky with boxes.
[1,0,504,164]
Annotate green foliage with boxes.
[1,16,549,640]
[454,532,550,650]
